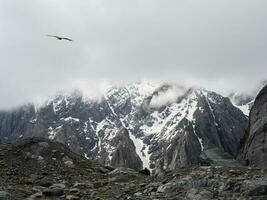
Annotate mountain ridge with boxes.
[0,81,248,172]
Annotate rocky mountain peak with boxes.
[0,82,248,172]
[238,84,267,168]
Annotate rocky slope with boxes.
[0,82,248,172]
[0,137,151,199]
[1,137,267,200]
[238,85,267,168]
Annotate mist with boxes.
[1,0,267,109]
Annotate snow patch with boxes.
[84,153,89,159]
[30,118,37,123]
[192,124,204,151]
[63,117,80,122]
[48,126,55,139]
[127,81,159,107]
[129,132,151,170]
[140,90,200,140]
[202,91,218,126]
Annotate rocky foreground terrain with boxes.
[0,137,267,200]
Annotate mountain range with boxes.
[0,81,249,172]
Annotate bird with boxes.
[46,34,73,42]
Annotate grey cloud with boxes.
[0,0,267,109]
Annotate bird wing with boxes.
[46,35,60,39]
[62,37,73,42]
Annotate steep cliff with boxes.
[238,85,267,168]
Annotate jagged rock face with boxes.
[110,128,142,170]
[0,82,248,171]
[139,89,247,171]
[163,119,203,170]
[238,85,267,168]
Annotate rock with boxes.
[139,168,151,176]
[0,191,12,200]
[108,167,136,176]
[63,156,74,168]
[39,178,53,187]
[134,192,142,196]
[157,183,174,193]
[38,142,49,149]
[69,188,80,194]
[52,150,57,154]
[66,195,79,200]
[42,183,66,196]
[186,188,203,200]
[28,192,42,199]
[31,186,46,193]
[64,160,74,168]
[110,128,143,171]
[73,182,87,189]
[90,191,97,198]
[98,167,109,174]
[37,156,44,161]
[104,165,115,171]
[245,180,267,196]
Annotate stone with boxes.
[69,188,80,194]
[134,192,142,196]
[63,156,74,168]
[39,178,53,187]
[90,191,97,198]
[246,180,267,196]
[42,183,66,196]
[73,182,87,189]
[99,167,109,174]
[64,160,74,168]
[31,186,46,193]
[38,142,50,148]
[37,156,44,161]
[186,188,202,200]
[66,195,79,200]
[139,168,151,176]
[104,165,115,171]
[0,191,12,200]
[29,192,42,199]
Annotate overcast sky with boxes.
[1,0,267,108]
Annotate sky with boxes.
[0,0,267,109]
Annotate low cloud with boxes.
[149,85,186,108]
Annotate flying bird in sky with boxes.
[46,35,73,42]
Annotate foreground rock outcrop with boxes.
[0,138,150,199]
[1,137,267,200]
[238,85,267,168]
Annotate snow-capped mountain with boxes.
[0,82,248,172]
